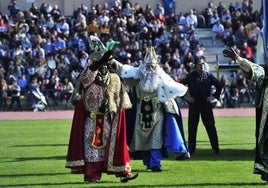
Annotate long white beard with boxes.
[139,65,161,93]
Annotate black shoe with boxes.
[214,149,220,155]
[261,173,268,181]
[176,152,191,160]
[120,172,139,183]
[151,167,162,172]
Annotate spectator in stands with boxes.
[12,46,23,60]
[7,0,21,19]
[240,9,252,26]
[241,0,249,12]
[216,2,227,18]
[219,74,231,107]
[185,23,196,38]
[9,79,22,111]
[237,74,251,103]
[240,42,253,61]
[229,78,239,107]
[98,11,110,27]
[101,2,110,15]
[56,17,70,37]
[0,37,10,56]
[0,18,8,35]
[234,1,241,12]
[177,12,186,26]
[189,33,200,52]
[42,37,53,55]
[0,73,8,111]
[34,43,45,60]
[79,50,89,69]
[228,2,235,14]
[52,76,62,105]
[44,3,53,19]
[61,77,74,107]
[21,37,32,56]
[195,44,206,58]
[53,35,66,53]
[210,11,220,28]
[143,6,154,22]
[36,13,46,29]
[247,0,254,14]
[74,12,87,33]
[234,24,247,47]
[29,2,40,19]
[110,0,121,17]
[77,3,88,18]
[47,53,57,70]
[212,20,224,44]
[153,3,165,18]
[175,63,187,82]
[232,11,242,33]
[169,34,180,52]
[138,26,151,49]
[186,9,198,29]
[203,2,214,27]
[87,19,99,36]
[133,3,143,17]
[51,4,62,21]
[18,73,27,96]
[17,21,29,41]
[99,21,110,43]
[122,2,133,18]
[223,26,234,47]
[247,22,261,41]
[39,77,52,104]
[182,51,194,73]
[180,35,190,56]
[221,10,232,26]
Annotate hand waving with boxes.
[223,48,239,61]
[90,50,113,71]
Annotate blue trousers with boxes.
[142,149,162,169]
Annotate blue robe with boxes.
[163,100,188,154]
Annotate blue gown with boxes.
[163,101,188,154]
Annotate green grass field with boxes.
[0,117,267,188]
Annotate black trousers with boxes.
[188,100,219,154]
[9,96,22,111]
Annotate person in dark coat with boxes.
[180,56,222,155]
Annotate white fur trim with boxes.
[157,71,188,102]
[120,64,140,79]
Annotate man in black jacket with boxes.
[180,56,222,155]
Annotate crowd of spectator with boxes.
[0,0,262,111]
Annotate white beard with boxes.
[139,64,161,93]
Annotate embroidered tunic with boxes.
[236,56,268,174]
[79,67,132,172]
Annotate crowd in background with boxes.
[0,0,262,110]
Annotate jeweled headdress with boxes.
[88,35,120,62]
[144,46,159,64]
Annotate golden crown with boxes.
[144,47,159,64]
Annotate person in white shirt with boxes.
[186,9,198,28]
[212,20,224,43]
[153,3,165,17]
